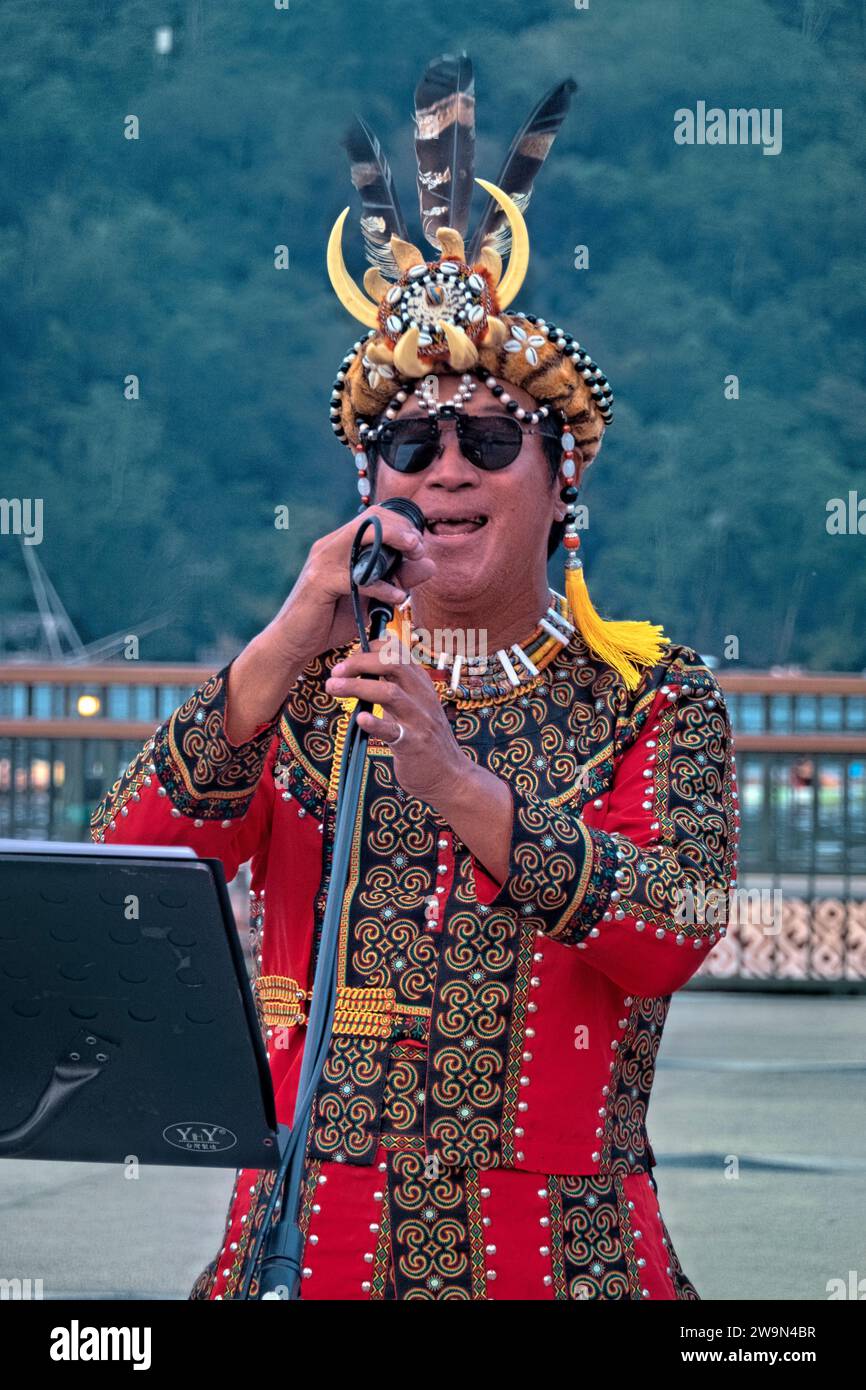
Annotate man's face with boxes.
[371,375,567,605]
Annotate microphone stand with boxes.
[245,512,405,1300]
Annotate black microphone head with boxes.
[350,495,427,589]
[378,497,426,533]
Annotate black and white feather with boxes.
[341,115,410,280]
[413,52,476,250]
[466,78,577,264]
[341,58,576,277]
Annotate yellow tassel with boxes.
[565,561,668,692]
[379,586,664,697]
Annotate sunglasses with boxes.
[367,414,561,474]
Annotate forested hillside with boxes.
[2,0,864,667]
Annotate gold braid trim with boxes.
[254,975,310,1029]
[254,977,403,1038]
[332,986,398,1039]
[327,706,353,803]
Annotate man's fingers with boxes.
[367,508,427,559]
[326,674,405,706]
[331,639,420,678]
[355,709,401,738]
[358,579,410,605]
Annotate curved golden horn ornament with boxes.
[480,315,508,349]
[328,181,527,327]
[393,326,429,377]
[363,339,396,366]
[363,267,391,301]
[326,207,380,327]
[477,245,502,284]
[435,227,466,261]
[440,320,479,370]
[389,236,426,274]
[474,178,529,308]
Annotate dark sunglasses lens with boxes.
[379,421,440,473]
[458,416,523,470]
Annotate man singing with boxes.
[92,54,738,1300]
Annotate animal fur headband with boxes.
[327,53,614,462]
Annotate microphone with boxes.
[351,498,426,589]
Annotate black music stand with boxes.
[0,840,283,1170]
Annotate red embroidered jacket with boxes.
[91,634,738,1181]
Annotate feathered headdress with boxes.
[325,53,666,690]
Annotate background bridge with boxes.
[2,663,864,988]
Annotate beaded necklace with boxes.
[392,588,575,708]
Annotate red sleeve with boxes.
[90,660,279,884]
[468,656,738,998]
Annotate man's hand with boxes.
[277,508,435,665]
[325,635,515,883]
[325,636,464,805]
[224,507,435,746]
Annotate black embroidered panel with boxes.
[308,1033,392,1164]
[342,754,439,1001]
[151,662,277,820]
[381,1044,427,1148]
[275,644,357,818]
[425,904,530,1168]
[482,793,620,947]
[599,994,670,1172]
[387,1151,483,1299]
[611,655,735,943]
[308,749,440,1164]
[450,637,629,801]
[556,1175,642,1300]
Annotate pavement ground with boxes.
[1,992,863,1300]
